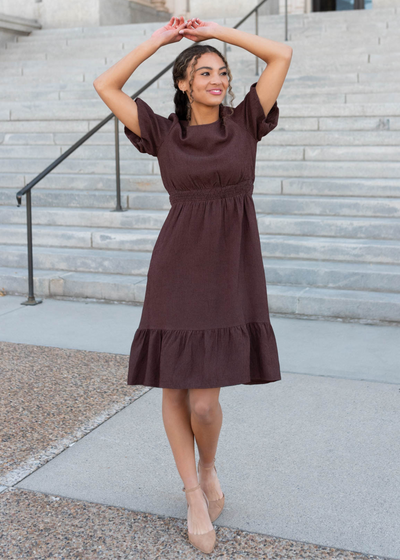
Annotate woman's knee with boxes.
[190,392,220,422]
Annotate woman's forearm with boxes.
[213,26,291,64]
[93,36,163,91]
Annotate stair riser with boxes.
[6,190,399,218]
[257,217,400,240]
[2,117,399,133]
[0,238,397,272]
[0,250,150,276]
[260,239,400,265]
[2,217,399,243]
[0,208,168,228]
[269,289,400,323]
[253,196,400,218]
[264,264,400,293]
[0,191,129,210]
[3,145,400,162]
[2,269,399,323]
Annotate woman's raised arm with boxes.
[179,19,293,117]
[93,16,187,136]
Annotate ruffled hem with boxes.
[127,321,281,389]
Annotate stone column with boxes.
[150,0,169,11]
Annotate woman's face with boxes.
[179,52,229,109]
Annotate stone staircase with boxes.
[1,7,400,323]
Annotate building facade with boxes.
[0,0,388,29]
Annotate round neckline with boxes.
[183,117,221,128]
[182,105,224,128]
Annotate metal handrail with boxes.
[15,0,285,305]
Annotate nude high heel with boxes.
[198,458,225,522]
[182,483,216,554]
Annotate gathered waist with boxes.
[169,180,253,205]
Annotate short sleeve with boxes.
[231,82,279,142]
[124,97,173,157]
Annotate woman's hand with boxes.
[178,18,220,42]
[151,16,188,46]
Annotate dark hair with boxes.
[172,44,235,125]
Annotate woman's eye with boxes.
[201,71,228,76]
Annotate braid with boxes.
[172,44,235,126]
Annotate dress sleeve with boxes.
[231,81,279,142]
[124,97,173,157]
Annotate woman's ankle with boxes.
[199,462,215,470]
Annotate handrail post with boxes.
[223,36,228,105]
[113,115,125,212]
[255,6,259,76]
[21,190,42,306]
[285,0,288,41]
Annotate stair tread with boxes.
[1,8,400,320]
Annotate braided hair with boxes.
[172,44,235,126]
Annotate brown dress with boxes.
[124,81,281,389]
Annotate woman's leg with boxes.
[162,388,213,535]
[189,388,224,502]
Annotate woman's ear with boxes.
[177,79,186,93]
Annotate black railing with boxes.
[15,0,284,305]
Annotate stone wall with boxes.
[0,11,41,44]
[0,0,169,29]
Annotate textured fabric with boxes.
[124,81,281,389]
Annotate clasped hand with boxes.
[151,16,220,45]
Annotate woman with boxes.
[94,16,292,554]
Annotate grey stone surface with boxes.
[1,7,400,324]
[1,294,399,383]
[16,375,400,559]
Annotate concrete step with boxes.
[0,231,398,271]
[0,189,129,209]
[4,68,400,89]
[4,52,400,76]
[0,244,152,275]
[0,8,399,323]
[5,99,400,121]
[1,215,399,253]
[0,206,168,229]
[126,191,400,217]
[10,21,396,45]
[4,88,400,104]
[6,188,400,217]
[2,129,400,148]
[2,83,400,103]
[257,215,400,240]
[1,265,399,324]
[3,143,400,162]
[3,42,400,59]
[280,178,400,198]
[3,193,400,220]
[259,235,400,265]
[2,115,400,134]
[1,174,165,193]
[1,76,399,95]
[3,175,400,198]
[0,158,154,175]
[263,258,400,293]
[6,158,400,179]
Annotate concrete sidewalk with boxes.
[1,294,399,559]
[1,294,399,383]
